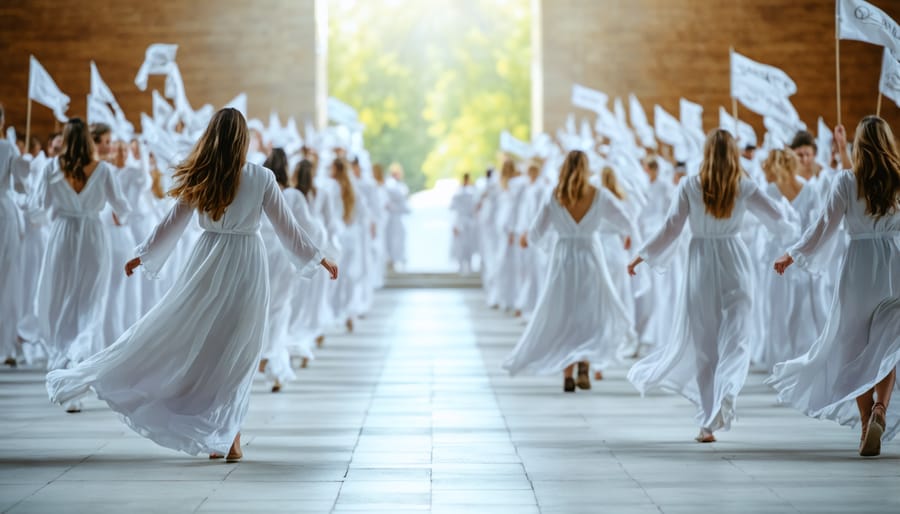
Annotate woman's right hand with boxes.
[627,256,644,276]
[321,258,339,280]
[125,257,142,277]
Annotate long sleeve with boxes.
[104,165,133,224]
[136,200,194,278]
[526,197,554,247]
[27,161,53,214]
[8,154,28,194]
[787,172,850,271]
[637,180,690,267]
[744,181,798,242]
[263,175,323,278]
[285,189,327,253]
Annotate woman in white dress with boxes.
[514,162,552,318]
[627,130,794,443]
[330,158,369,332]
[493,160,524,312]
[384,164,409,270]
[757,149,826,370]
[769,117,900,457]
[33,119,132,413]
[46,109,338,460]
[92,125,142,352]
[450,173,478,274]
[0,105,29,366]
[502,150,637,392]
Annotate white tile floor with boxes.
[1,288,899,513]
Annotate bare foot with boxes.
[593,370,604,381]
[695,429,716,443]
[346,318,354,333]
[301,357,309,369]
[315,335,325,348]
[258,359,268,373]
[226,433,242,462]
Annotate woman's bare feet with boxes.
[315,335,325,348]
[695,428,716,443]
[258,359,268,373]
[226,432,242,462]
[346,318,354,333]
[301,357,309,369]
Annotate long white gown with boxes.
[502,188,638,375]
[32,159,132,370]
[450,185,479,272]
[0,140,28,361]
[331,179,370,321]
[633,177,676,347]
[384,177,409,266]
[627,176,793,433]
[17,155,51,355]
[46,163,323,456]
[757,182,827,370]
[494,177,527,311]
[767,171,900,440]
[515,177,553,316]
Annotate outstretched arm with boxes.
[130,200,193,277]
[629,180,690,274]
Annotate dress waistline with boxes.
[691,233,739,240]
[203,228,259,236]
[849,231,900,240]
[55,210,99,219]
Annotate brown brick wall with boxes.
[0,0,318,143]
[540,0,900,139]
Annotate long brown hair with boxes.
[601,166,626,201]
[332,158,356,224]
[699,129,742,219]
[294,159,317,199]
[762,148,802,200]
[169,108,249,221]
[852,115,900,218]
[555,150,590,208]
[59,118,95,186]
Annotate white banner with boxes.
[817,117,834,168]
[731,50,797,99]
[86,94,117,129]
[718,106,758,147]
[629,94,656,148]
[499,130,533,158]
[879,48,900,108]
[90,61,119,109]
[28,55,69,122]
[152,90,173,127]
[838,0,900,57]
[653,105,687,148]
[327,97,359,127]
[571,83,609,113]
[135,43,178,91]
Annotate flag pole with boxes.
[25,100,32,149]
[835,7,842,126]
[877,92,883,117]
[729,46,739,134]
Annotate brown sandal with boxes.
[576,362,591,390]
[860,403,886,457]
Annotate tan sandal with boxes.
[860,403,886,457]
[695,428,716,443]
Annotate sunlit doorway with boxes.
[327,0,533,274]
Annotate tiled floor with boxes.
[1,288,899,513]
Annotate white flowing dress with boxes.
[0,141,28,360]
[503,188,638,375]
[767,171,900,440]
[32,159,132,370]
[46,163,323,456]
[628,176,793,432]
[450,185,479,271]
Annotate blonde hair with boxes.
[699,129,742,219]
[555,150,590,208]
[332,158,356,224]
[169,108,249,221]
[601,166,626,201]
[852,116,900,218]
[762,149,802,199]
[372,163,385,184]
[499,159,517,190]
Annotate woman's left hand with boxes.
[627,256,643,276]
[125,257,142,277]
[773,253,794,275]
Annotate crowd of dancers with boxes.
[452,115,899,457]
[0,103,410,434]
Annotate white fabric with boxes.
[31,160,132,369]
[0,141,28,359]
[503,187,638,375]
[46,163,323,456]
[28,56,70,122]
[450,185,479,272]
[628,176,794,433]
[838,0,900,57]
[768,171,900,441]
[384,177,409,265]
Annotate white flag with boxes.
[6,127,18,156]
[134,43,179,91]
[224,93,248,116]
[817,117,834,168]
[28,56,69,122]
[613,97,627,128]
[90,61,119,108]
[838,0,900,57]
[284,117,303,154]
[571,84,608,113]
[763,116,806,147]
[86,95,117,128]
[152,90,174,126]
[327,97,359,127]
[718,107,758,147]
[879,48,900,108]
[164,66,192,114]
[733,84,801,122]
[679,98,705,139]
[629,94,656,148]
[731,50,797,99]
[653,105,687,149]
[499,130,533,158]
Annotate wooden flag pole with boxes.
[835,32,842,126]
[877,92,883,117]
[732,97,739,134]
[25,99,32,149]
